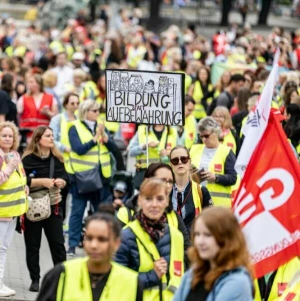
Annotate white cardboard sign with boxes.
[105,69,185,125]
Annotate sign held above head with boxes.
[105,69,185,126]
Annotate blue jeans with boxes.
[68,182,111,248]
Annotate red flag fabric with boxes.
[232,110,300,278]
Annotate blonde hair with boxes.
[73,68,87,81]
[212,106,233,129]
[42,70,57,88]
[0,122,19,151]
[78,99,100,120]
[22,126,63,162]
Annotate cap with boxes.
[72,52,85,61]
[114,181,127,193]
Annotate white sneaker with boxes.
[0,282,15,296]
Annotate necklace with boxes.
[90,273,107,289]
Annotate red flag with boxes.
[232,110,300,278]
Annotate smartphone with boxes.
[191,168,205,184]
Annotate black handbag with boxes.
[70,146,103,194]
[73,165,103,194]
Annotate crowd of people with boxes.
[0,2,299,300]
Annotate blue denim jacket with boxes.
[173,267,253,301]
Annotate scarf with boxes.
[137,211,167,242]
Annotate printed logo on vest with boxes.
[282,292,296,301]
[278,283,288,296]
[214,164,222,172]
[227,142,234,149]
[167,143,172,149]
[173,261,182,276]
[189,133,194,140]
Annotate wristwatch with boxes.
[215,174,220,184]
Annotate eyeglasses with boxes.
[200,132,213,139]
[160,178,174,185]
[89,109,99,113]
[70,102,79,106]
[170,156,190,166]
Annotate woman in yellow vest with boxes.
[0,122,28,297]
[67,100,116,257]
[117,162,191,253]
[129,124,177,189]
[115,178,185,301]
[254,257,300,301]
[37,212,142,301]
[212,106,239,154]
[169,145,213,233]
[188,66,214,121]
[190,117,237,207]
[173,207,254,301]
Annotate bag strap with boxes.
[49,155,55,179]
[196,183,203,207]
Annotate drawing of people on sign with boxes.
[120,72,129,91]
[144,80,155,94]
[105,69,184,126]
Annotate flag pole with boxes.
[146,125,149,168]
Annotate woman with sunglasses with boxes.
[117,162,191,253]
[66,100,118,257]
[115,178,185,301]
[129,124,177,190]
[190,117,237,208]
[169,146,212,234]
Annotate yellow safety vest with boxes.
[184,114,197,150]
[174,70,192,94]
[68,120,111,178]
[190,144,233,207]
[57,258,138,301]
[190,180,202,215]
[49,41,65,55]
[277,274,300,301]
[192,82,213,120]
[223,130,237,154]
[126,45,146,69]
[98,113,120,134]
[82,81,101,104]
[254,257,300,301]
[0,160,27,217]
[5,45,26,57]
[117,207,179,229]
[136,126,177,169]
[128,219,184,301]
[296,144,300,156]
[60,114,73,173]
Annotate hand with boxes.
[148,141,159,148]
[200,171,216,182]
[40,107,52,118]
[54,178,66,189]
[64,147,71,153]
[7,158,18,170]
[153,258,167,279]
[25,185,30,196]
[42,178,55,189]
[159,149,168,157]
[113,199,123,209]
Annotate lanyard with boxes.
[176,186,192,217]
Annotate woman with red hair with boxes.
[173,207,253,301]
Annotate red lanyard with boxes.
[176,186,192,216]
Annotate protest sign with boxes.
[105,69,185,126]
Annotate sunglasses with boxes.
[170,156,190,166]
[200,132,213,139]
[89,109,99,113]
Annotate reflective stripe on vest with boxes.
[0,161,28,217]
[190,144,233,207]
[136,125,177,169]
[68,120,111,178]
[184,114,197,149]
[128,220,184,301]
[57,258,138,301]
[192,81,213,120]
[253,257,300,301]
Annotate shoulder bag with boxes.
[26,156,54,222]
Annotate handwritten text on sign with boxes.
[105,70,185,125]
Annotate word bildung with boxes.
[105,69,185,125]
